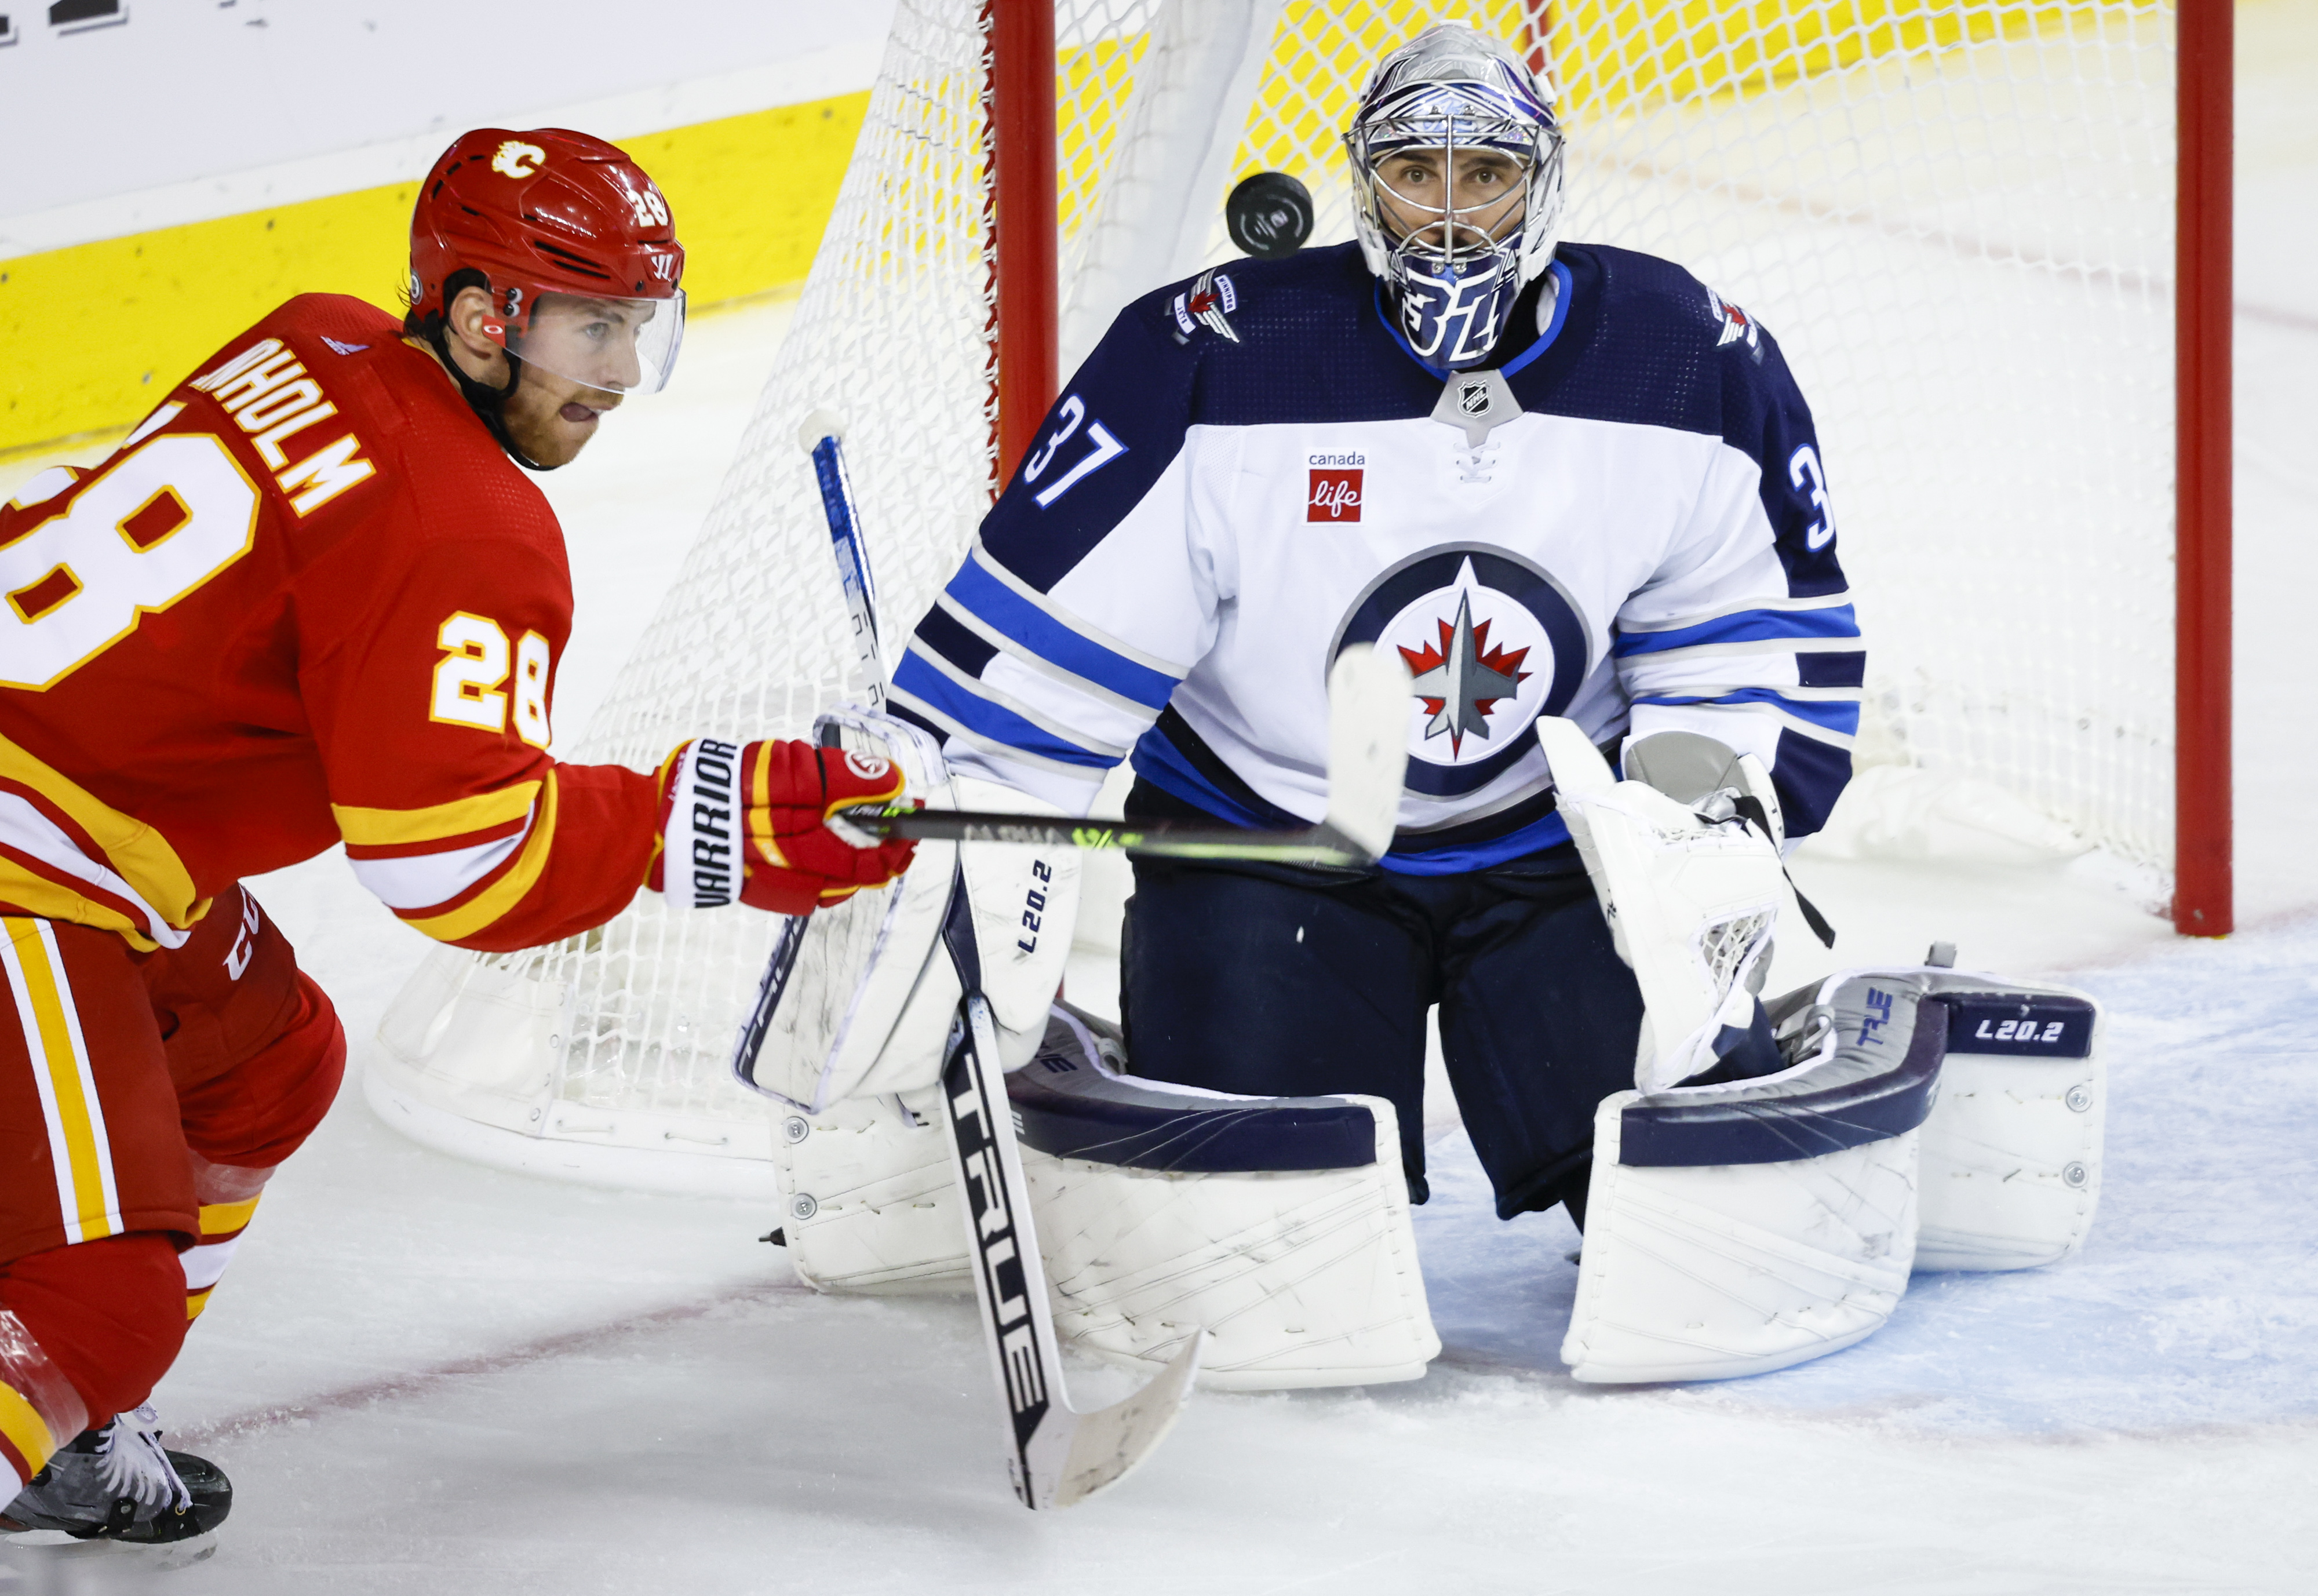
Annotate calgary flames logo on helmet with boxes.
[491,140,546,180]
[409,127,687,329]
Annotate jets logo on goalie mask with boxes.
[1332,545,1590,798]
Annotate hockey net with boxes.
[372,0,2177,1196]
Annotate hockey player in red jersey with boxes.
[0,127,913,1552]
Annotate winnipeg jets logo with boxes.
[1171,269,1240,342]
[492,140,546,180]
[1400,589,1532,755]
[1708,287,1760,351]
[1333,546,1591,799]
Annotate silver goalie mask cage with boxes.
[1346,23,1565,370]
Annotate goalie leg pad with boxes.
[1011,1007,1439,1390]
[1909,974,2102,1271]
[772,1089,970,1295]
[1562,971,1942,1384]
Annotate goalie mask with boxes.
[1346,25,1565,371]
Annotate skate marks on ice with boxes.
[170,1282,790,1451]
[1409,914,2318,1440]
[147,1273,2312,1596]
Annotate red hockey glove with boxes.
[650,737,916,916]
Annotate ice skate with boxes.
[0,1406,229,1568]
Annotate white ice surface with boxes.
[7,10,2318,1584]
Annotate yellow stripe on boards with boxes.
[6,920,116,1244]
[0,1383,57,1478]
[1,91,869,458]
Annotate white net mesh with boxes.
[380,0,2177,1185]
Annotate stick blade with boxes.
[1027,1329,1207,1510]
[1321,644,1412,862]
[1534,715,1617,799]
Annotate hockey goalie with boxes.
[0,130,912,1554]
[761,24,2105,1394]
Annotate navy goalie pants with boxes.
[1118,789,1645,1223]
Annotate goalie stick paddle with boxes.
[935,872,1204,1508]
[832,646,1415,869]
[731,412,887,1094]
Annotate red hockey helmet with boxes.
[410,129,687,396]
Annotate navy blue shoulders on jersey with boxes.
[979,241,1843,599]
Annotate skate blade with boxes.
[3,1526,218,1573]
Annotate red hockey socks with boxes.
[0,1234,185,1487]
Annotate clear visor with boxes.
[1362,124,1535,262]
[508,287,686,399]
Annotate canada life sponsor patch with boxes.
[1308,468,1362,522]
[1331,546,1591,799]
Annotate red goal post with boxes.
[2173,0,2231,936]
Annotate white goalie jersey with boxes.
[890,241,1861,870]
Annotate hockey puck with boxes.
[1226,171,1314,260]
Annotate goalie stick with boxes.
[830,647,1412,869]
[735,411,1207,1508]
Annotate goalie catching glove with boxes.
[648,737,917,914]
[1536,717,1790,1094]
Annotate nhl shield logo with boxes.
[1457,381,1493,417]
[1331,545,1592,799]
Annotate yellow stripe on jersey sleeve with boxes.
[404,770,561,943]
[333,780,541,849]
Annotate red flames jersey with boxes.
[0,295,659,953]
